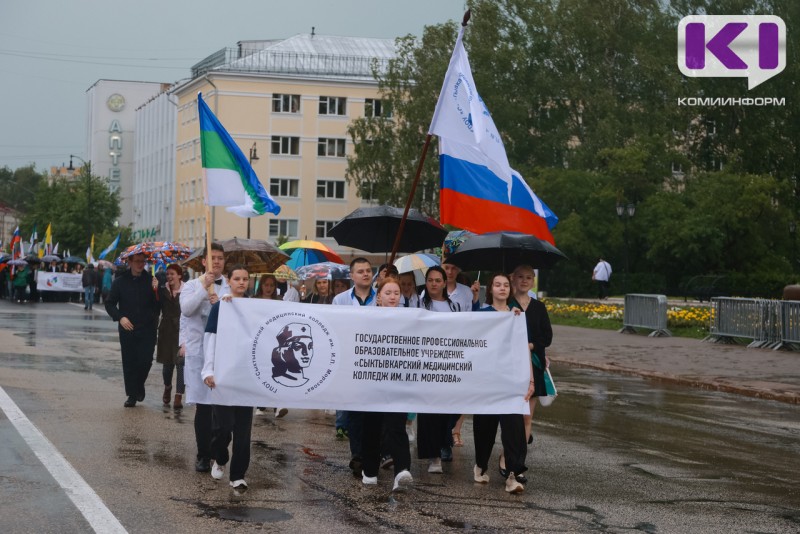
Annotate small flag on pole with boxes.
[86,234,95,264]
[197,93,281,218]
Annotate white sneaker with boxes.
[427,458,443,474]
[392,469,413,491]
[362,473,378,485]
[473,465,490,483]
[211,461,225,480]
[505,472,524,494]
[405,423,415,443]
[275,407,288,418]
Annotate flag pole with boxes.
[203,169,215,298]
[388,9,471,266]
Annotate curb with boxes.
[552,358,800,405]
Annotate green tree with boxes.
[21,166,121,255]
[0,165,46,214]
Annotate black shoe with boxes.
[441,446,453,462]
[516,473,528,484]
[137,388,145,402]
[380,455,394,470]
[499,458,509,479]
[349,456,362,477]
[195,458,211,473]
[124,396,136,408]
[528,435,533,445]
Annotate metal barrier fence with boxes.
[780,301,800,349]
[619,294,671,337]
[705,297,798,350]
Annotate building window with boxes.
[365,98,391,118]
[269,178,299,198]
[272,94,300,113]
[317,138,346,158]
[271,136,300,155]
[319,96,346,116]
[269,219,298,239]
[316,220,337,239]
[317,180,345,199]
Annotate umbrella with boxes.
[271,264,299,281]
[119,241,192,261]
[94,259,116,270]
[442,230,475,257]
[24,254,41,263]
[63,256,86,265]
[329,205,448,253]
[8,258,28,266]
[40,254,61,263]
[279,239,343,269]
[394,253,440,286]
[444,232,567,272]
[295,262,350,280]
[183,238,289,273]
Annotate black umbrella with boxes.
[329,205,448,253]
[443,232,567,272]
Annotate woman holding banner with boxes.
[359,275,414,491]
[416,266,460,474]
[202,264,253,493]
[473,273,531,494]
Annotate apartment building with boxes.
[171,34,395,257]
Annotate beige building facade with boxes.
[171,35,394,261]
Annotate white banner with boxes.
[36,272,83,292]
[211,299,531,414]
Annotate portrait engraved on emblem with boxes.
[271,322,314,387]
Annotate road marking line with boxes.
[0,386,127,533]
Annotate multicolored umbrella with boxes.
[294,262,350,280]
[442,230,475,258]
[394,253,440,285]
[270,264,299,281]
[119,241,192,262]
[279,239,343,269]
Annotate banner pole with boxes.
[388,10,471,266]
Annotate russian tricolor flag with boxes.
[429,26,558,244]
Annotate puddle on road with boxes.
[172,497,292,524]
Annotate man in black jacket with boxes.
[104,253,161,407]
[82,264,98,310]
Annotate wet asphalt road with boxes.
[0,300,798,533]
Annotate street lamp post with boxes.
[616,202,636,294]
[247,143,259,239]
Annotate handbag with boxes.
[539,367,557,407]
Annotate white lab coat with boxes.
[180,276,229,405]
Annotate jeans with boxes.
[84,286,95,309]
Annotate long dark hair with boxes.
[421,265,458,311]
[484,272,510,306]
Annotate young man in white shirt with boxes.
[592,258,612,300]
[179,243,229,473]
[332,257,376,476]
[442,262,479,312]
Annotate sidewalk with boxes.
[549,324,800,404]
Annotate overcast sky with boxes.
[0,0,465,172]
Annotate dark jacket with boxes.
[81,267,97,288]
[524,298,553,361]
[104,269,161,330]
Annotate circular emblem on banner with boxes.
[107,93,126,112]
[251,311,338,400]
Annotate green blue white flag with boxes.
[197,93,280,218]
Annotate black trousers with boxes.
[118,326,156,398]
[416,413,452,459]
[195,403,213,461]
[211,405,254,481]
[473,413,527,475]
[362,412,410,477]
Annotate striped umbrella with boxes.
[279,239,343,269]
